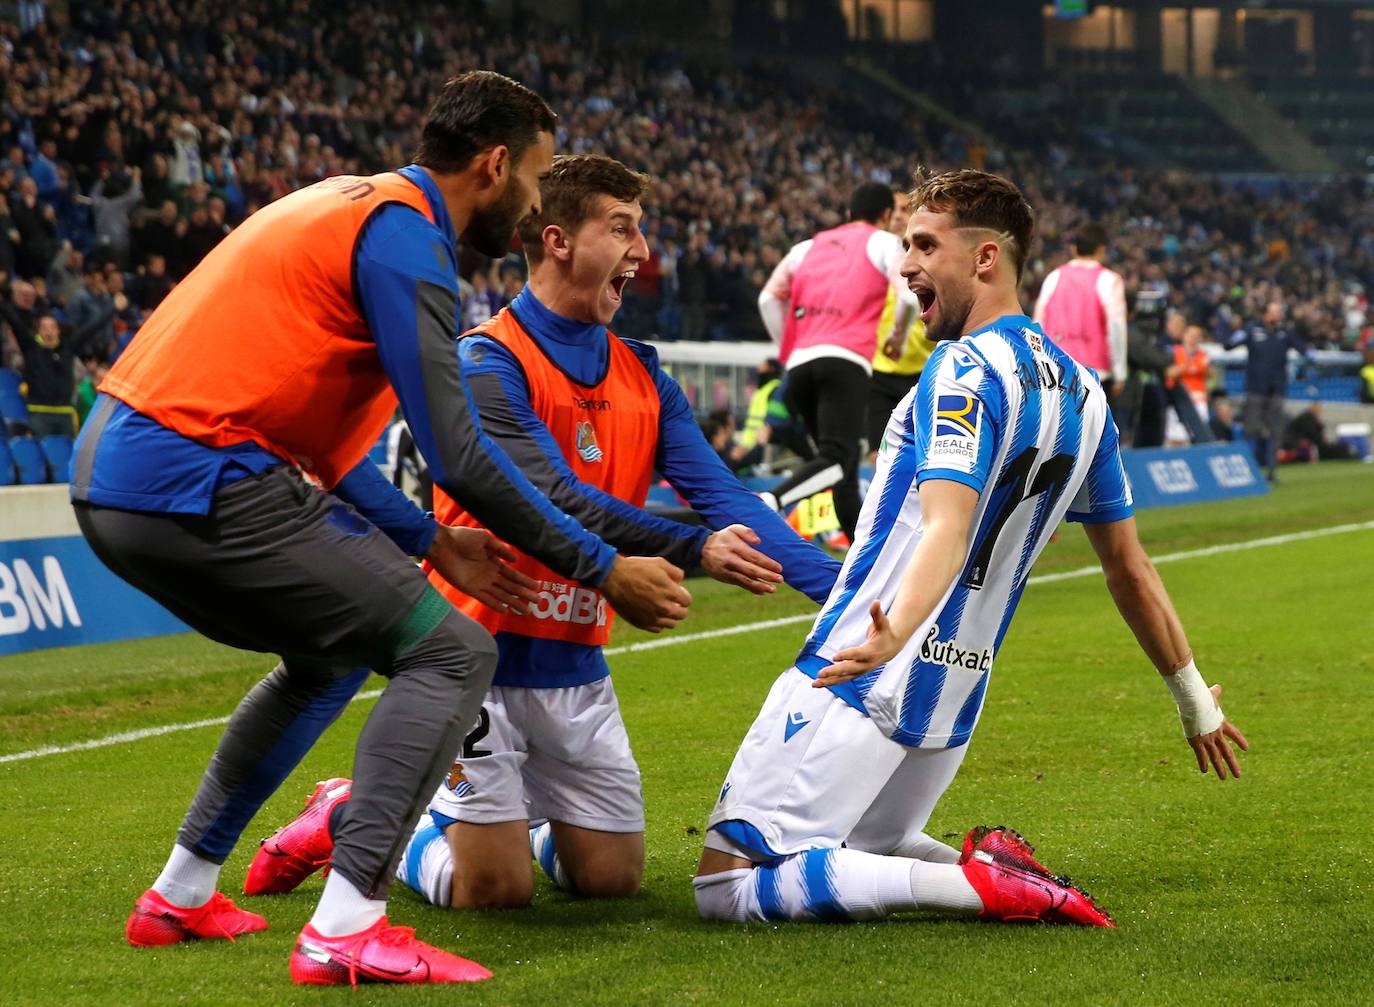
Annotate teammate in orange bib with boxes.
[67,74,689,988]
[316,155,837,912]
[434,309,664,648]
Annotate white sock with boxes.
[891,831,961,864]
[309,869,386,937]
[394,817,453,907]
[694,848,918,922]
[152,844,220,908]
[530,823,575,892]
[908,860,983,913]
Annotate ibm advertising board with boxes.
[0,486,186,657]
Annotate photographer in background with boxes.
[1119,288,1173,448]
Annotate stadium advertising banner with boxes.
[1117,444,1269,510]
[0,486,186,657]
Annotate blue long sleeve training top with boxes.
[459,285,842,688]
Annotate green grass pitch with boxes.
[2,462,1372,1005]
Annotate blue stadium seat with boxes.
[40,435,74,483]
[0,370,29,431]
[8,436,47,485]
[0,437,16,486]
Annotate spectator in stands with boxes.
[10,176,57,281]
[498,259,526,306]
[1033,222,1128,415]
[46,241,83,308]
[14,313,82,437]
[1233,299,1301,482]
[105,268,138,350]
[168,120,203,189]
[180,201,227,273]
[0,279,47,352]
[134,201,184,277]
[140,154,174,215]
[76,358,111,425]
[131,253,173,317]
[462,269,502,331]
[66,264,115,359]
[29,139,60,202]
[89,166,143,268]
[0,193,17,279]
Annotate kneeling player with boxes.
[694,170,1248,927]
[246,154,841,909]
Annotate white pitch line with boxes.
[3,518,1371,766]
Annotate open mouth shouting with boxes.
[608,268,637,304]
[911,279,937,322]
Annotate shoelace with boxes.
[187,893,239,943]
[339,919,417,990]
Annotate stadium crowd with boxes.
[1,0,1371,461]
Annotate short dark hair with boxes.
[910,169,1036,280]
[415,70,557,174]
[850,182,896,225]
[518,154,649,266]
[702,408,735,441]
[1073,223,1108,256]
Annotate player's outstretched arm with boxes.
[642,348,839,603]
[1083,517,1249,779]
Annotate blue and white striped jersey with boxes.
[793,314,1133,749]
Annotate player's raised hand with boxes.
[1186,684,1249,780]
[814,601,901,686]
[700,524,783,596]
[425,525,539,615]
[601,555,692,633]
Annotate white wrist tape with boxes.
[1163,660,1224,738]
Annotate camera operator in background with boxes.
[1119,287,1173,448]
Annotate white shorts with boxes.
[428,679,644,833]
[705,668,967,861]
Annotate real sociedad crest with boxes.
[576,420,604,463]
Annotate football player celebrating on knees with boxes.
[86,72,694,988]
[247,154,842,912]
[693,170,1249,927]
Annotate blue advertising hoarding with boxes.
[0,535,188,656]
[1118,443,1268,510]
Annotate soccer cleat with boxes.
[290,918,493,986]
[960,825,1056,879]
[126,888,268,947]
[961,851,1115,927]
[243,777,351,896]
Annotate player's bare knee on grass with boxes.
[451,865,534,910]
[551,825,644,898]
[567,860,642,899]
